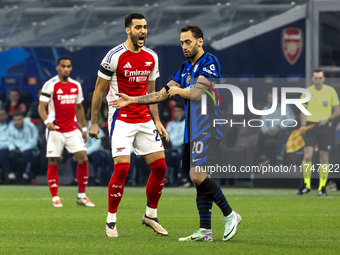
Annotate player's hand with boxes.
[109,93,132,109]
[82,131,87,143]
[319,118,329,127]
[168,87,182,98]
[155,121,169,142]
[89,123,99,139]
[46,122,57,131]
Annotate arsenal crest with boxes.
[282,27,303,65]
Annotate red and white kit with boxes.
[40,76,86,157]
[98,43,164,157]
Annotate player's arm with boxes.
[319,104,340,126]
[38,100,56,131]
[331,104,340,120]
[109,80,180,108]
[147,80,169,142]
[75,103,87,142]
[89,76,109,139]
[168,75,210,100]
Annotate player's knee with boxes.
[77,156,88,164]
[48,157,59,165]
[149,158,167,179]
[304,156,312,162]
[113,163,130,182]
[319,157,328,165]
[190,177,204,186]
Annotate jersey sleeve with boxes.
[98,50,118,80]
[148,53,160,81]
[330,87,340,106]
[76,82,84,104]
[199,55,221,80]
[39,81,54,102]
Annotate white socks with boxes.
[52,196,60,202]
[146,206,157,218]
[106,207,157,224]
[78,193,86,199]
[107,213,117,223]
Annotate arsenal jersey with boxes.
[98,43,159,123]
[40,76,84,133]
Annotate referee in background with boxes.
[297,69,340,196]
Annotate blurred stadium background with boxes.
[1,0,340,189]
[1,1,340,254]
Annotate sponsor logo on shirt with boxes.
[123,62,132,68]
[56,89,63,94]
[203,67,216,76]
[57,94,77,104]
[125,69,152,82]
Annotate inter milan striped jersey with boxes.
[40,75,84,133]
[98,43,159,123]
[172,52,223,143]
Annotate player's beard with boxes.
[185,43,199,60]
[60,73,69,82]
[130,32,145,48]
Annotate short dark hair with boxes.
[9,88,20,94]
[181,25,204,40]
[313,69,323,73]
[125,13,145,28]
[13,111,24,118]
[57,56,71,65]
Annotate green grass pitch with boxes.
[0,185,339,255]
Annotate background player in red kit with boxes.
[89,13,169,237]
[38,56,95,208]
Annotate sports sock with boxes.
[197,177,232,217]
[108,162,130,213]
[196,186,213,229]
[146,206,157,218]
[146,158,167,209]
[78,193,86,199]
[302,160,312,189]
[76,163,89,194]
[47,164,59,197]
[107,212,117,223]
[318,163,329,190]
[52,196,61,202]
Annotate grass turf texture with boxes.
[0,186,339,255]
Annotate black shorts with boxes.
[304,121,331,151]
[181,138,221,174]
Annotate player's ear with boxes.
[125,26,130,35]
[198,38,203,47]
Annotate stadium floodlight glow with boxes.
[201,84,311,116]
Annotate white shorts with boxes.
[109,120,164,157]
[46,129,86,157]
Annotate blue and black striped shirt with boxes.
[172,52,223,143]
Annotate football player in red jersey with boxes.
[89,13,169,237]
[38,56,95,208]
